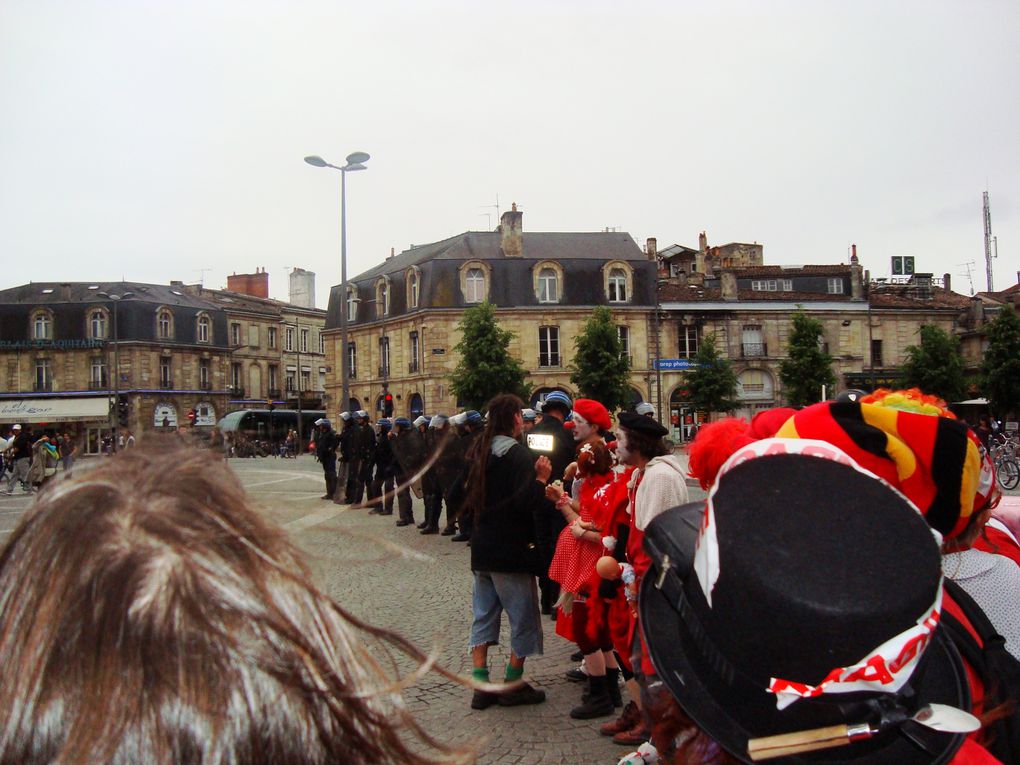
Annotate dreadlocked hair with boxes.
[464,394,524,519]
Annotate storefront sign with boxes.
[656,359,704,370]
[0,339,104,350]
[0,397,110,423]
[154,402,178,428]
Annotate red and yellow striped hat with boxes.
[776,399,985,539]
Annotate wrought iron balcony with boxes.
[267,388,282,399]
[408,361,420,373]
[88,380,109,391]
[741,342,768,358]
[159,379,174,390]
[538,355,561,368]
[378,365,390,378]
[34,381,53,392]
[228,386,245,398]
[199,381,213,391]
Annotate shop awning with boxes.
[0,397,110,424]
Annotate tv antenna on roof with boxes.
[194,268,212,287]
[478,194,500,230]
[956,261,976,296]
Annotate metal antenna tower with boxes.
[983,191,995,292]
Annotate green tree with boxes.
[900,324,966,403]
[980,304,1020,419]
[448,301,530,410]
[569,307,631,413]
[683,333,738,417]
[779,309,836,406]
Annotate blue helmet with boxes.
[542,391,572,414]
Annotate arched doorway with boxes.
[154,402,178,429]
[348,397,361,413]
[409,392,424,418]
[194,401,216,427]
[626,386,644,411]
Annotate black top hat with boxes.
[640,445,969,764]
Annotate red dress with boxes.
[548,470,613,593]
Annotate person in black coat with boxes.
[313,419,340,501]
[333,412,356,504]
[526,392,576,614]
[348,411,375,506]
[367,420,396,515]
[463,394,552,710]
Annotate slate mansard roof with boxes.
[325,230,656,329]
[0,281,230,347]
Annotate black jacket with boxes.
[469,440,545,574]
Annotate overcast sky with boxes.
[2,0,1018,309]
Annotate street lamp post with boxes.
[97,290,134,452]
[304,152,369,419]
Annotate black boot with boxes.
[606,667,623,708]
[570,674,614,719]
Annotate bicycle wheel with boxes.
[997,456,1020,491]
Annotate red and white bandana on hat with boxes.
[691,437,944,710]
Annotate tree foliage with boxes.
[683,333,738,417]
[779,310,837,406]
[980,304,1020,418]
[448,302,530,410]
[900,324,966,403]
[570,307,631,413]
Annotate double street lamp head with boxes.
[304,153,370,172]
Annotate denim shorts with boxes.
[469,570,544,658]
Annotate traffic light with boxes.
[383,392,394,417]
[116,395,129,427]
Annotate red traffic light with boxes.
[384,393,393,402]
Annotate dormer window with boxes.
[407,268,420,309]
[157,308,174,340]
[31,310,53,340]
[375,278,390,317]
[603,261,633,304]
[535,262,563,304]
[459,261,491,304]
[346,287,358,322]
[196,313,211,343]
[89,308,109,340]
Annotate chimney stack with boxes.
[943,272,951,293]
[850,244,864,301]
[227,267,270,299]
[720,270,738,302]
[499,202,523,258]
[288,268,315,308]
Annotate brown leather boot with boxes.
[600,700,639,737]
[612,719,651,746]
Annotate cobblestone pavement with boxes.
[3,453,1019,763]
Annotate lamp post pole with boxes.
[304,152,369,420]
[98,290,133,452]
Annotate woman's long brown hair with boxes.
[0,444,474,765]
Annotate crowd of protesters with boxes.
[1,385,1018,765]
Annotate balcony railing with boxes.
[88,380,109,391]
[199,381,213,391]
[160,379,174,390]
[741,342,767,358]
[538,355,561,368]
[267,388,282,399]
[228,386,245,398]
[408,361,420,373]
[378,365,390,378]
[34,381,53,392]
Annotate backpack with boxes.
[941,578,1020,763]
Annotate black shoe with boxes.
[380,510,393,516]
[606,667,623,708]
[320,495,332,500]
[416,521,428,529]
[420,526,439,535]
[566,667,588,683]
[471,689,499,710]
[570,677,614,719]
[497,682,546,707]
[451,533,470,542]
[395,519,412,527]
[440,526,456,536]
[570,650,584,662]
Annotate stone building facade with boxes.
[322,206,658,419]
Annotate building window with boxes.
[32,311,52,340]
[157,309,174,340]
[301,368,311,393]
[268,326,277,349]
[465,268,485,303]
[35,358,52,391]
[408,269,420,309]
[539,326,560,367]
[268,364,278,393]
[347,288,358,322]
[197,314,211,343]
[199,359,211,388]
[751,279,793,292]
[376,279,390,317]
[159,358,172,389]
[409,331,420,373]
[286,370,296,393]
[318,332,325,355]
[231,363,242,393]
[827,278,844,295]
[608,268,628,303]
[89,309,108,340]
[90,357,107,388]
[679,326,700,359]
[871,339,883,368]
[348,342,357,380]
[617,325,630,362]
[285,326,295,352]
[537,267,559,303]
[231,322,242,346]
[741,325,766,357]
[379,336,390,377]
[300,328,309,354]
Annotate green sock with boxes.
[472,667,490,683]
[505,664,524,682]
